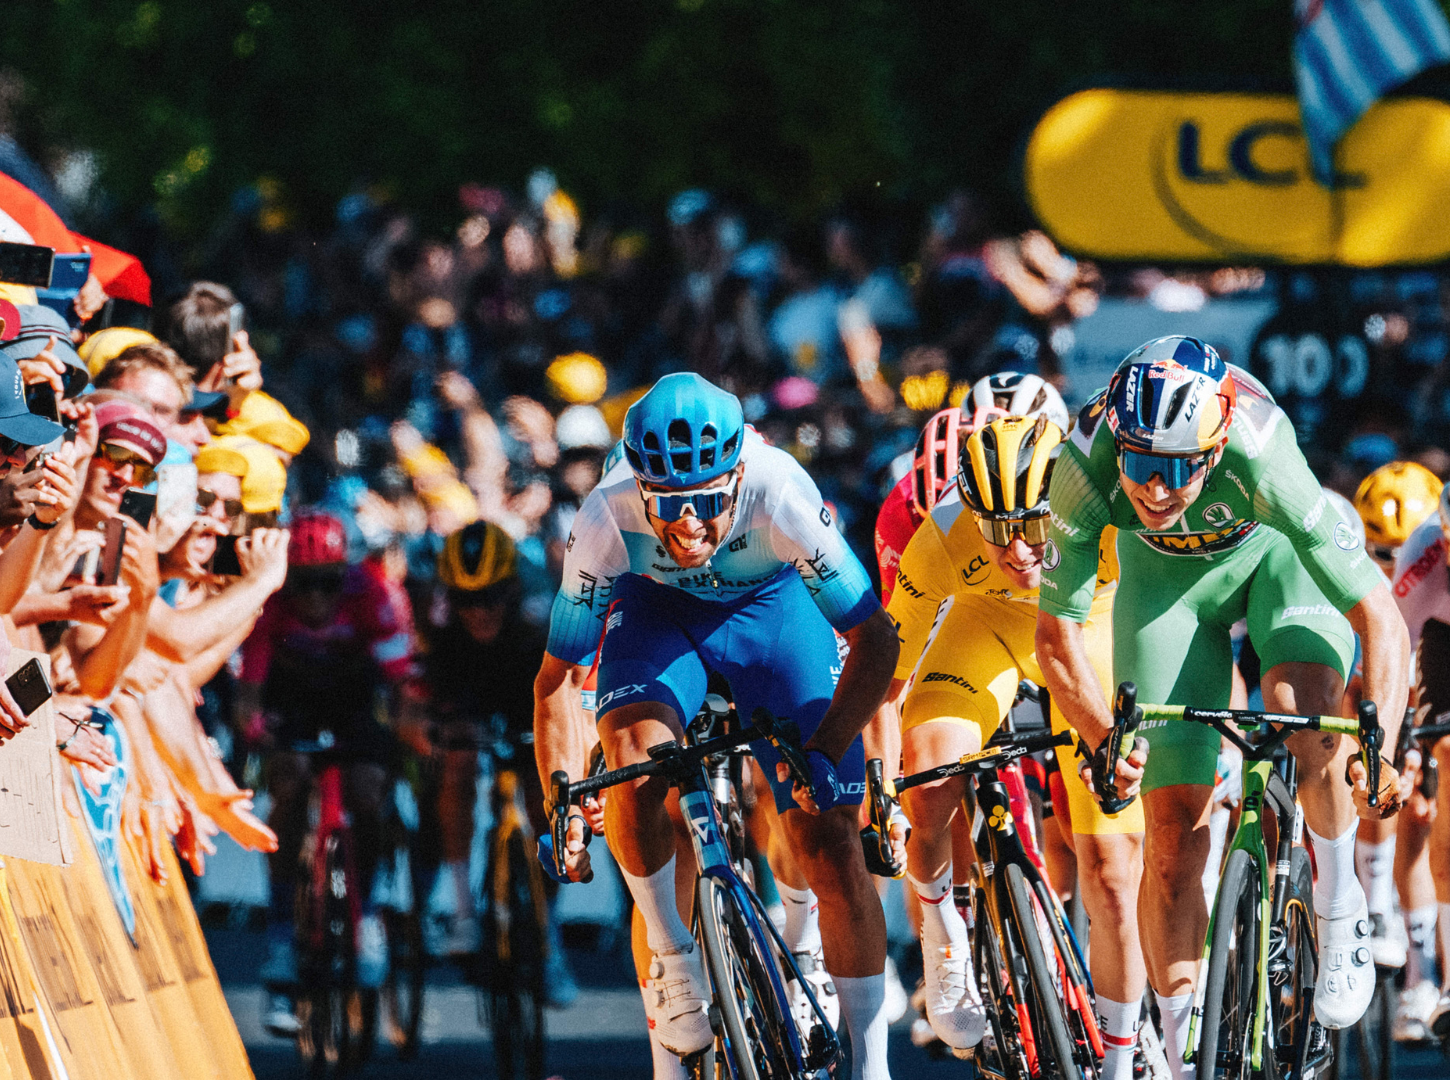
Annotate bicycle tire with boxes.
[1197,848,1259,1080]
[382,908,426,1057]
[974,886,1031,1080]
[481,827,549,1080]
[1005,862,1083,1079]
[697,875,797,1080]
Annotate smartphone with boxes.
[0,242,54,288]
[118,489,156,530]
[5,658,52,718]
[227,302,245,343]
[25,381,59,423]
[35,252,92,328]
[209,534,242,577]
[99,518,127,586]
[71,547,99,585]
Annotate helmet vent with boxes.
[721,431,739,459]
[1165,383,1193,428]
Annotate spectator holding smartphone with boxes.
[159,282,264,413]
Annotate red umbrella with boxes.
[0,173,151,305]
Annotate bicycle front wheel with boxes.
[1004,863,1083,1080]
[1198,848,1260,1080]
[696,875,797,1080]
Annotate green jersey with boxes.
[1041,367,1381,624]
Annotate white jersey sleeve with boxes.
[546,485,630,664]
[1391,517,1450,652]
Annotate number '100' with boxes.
[1256,334,1369,399]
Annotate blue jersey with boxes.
[545,433,878,664]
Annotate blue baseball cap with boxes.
[0,304,90,397]
[0,352,64,446]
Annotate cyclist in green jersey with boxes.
[1033,337,1410,1076]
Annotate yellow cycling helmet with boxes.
[1352,461,1443,548]
[438,520,518,593]
[958,415,1063,546]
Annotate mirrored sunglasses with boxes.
[974,509,1052,548]
[638,474,739,523]
[1117,447,1212,489]
[97,442,156,486]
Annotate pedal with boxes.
[1301,1021,1333,1078]
[805,1022,836,1070]
[707,1003,723,1035]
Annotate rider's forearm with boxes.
[1036,609,1114,747]
[1347,585,1411,750]
[808,608,899,764]
[533,652,590,799]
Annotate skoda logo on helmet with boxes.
[1042,539,1061,571]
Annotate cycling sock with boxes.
[1307,821,1362,919]
[835,973,889,1080]
[621,856,694,955]
[778,882,822,955]
[1405,904,1438,987]
[1095,995,1140,1080]
[909,868,968,954]
[642,994,689,1080]
[1201,803,1230,912]
[1353,835,1396,917]
[1153,991,1193,1080]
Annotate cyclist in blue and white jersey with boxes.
[534,373,900,1080]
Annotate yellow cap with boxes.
[545,352,608,404]
[220,390,311,455]
[78,327,160,377]
[196,435,288,513]
[0,284,37,307]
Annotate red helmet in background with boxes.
[911,407,965,518]
[288,510,347,567]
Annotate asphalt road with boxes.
[206,922,1448,1080]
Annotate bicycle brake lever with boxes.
[1090,682,1140,817]
[550,771,572,879]
[863,758,904,877]
[753,707,814,794]
[1357,700,1382,810]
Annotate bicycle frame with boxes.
[1131,700,1367,1075]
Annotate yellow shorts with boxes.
[899,593,1142,836]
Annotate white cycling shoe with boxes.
[1393,979,1440,1043]
[644,943,714,1055]
[788,948,839,1031]
[1430,987,1450,1041]
[921,941,985,1049]
[1314,896,1374,1030]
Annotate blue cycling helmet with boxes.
[622,373,745,488]
[1105,336,1237,455]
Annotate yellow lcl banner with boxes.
[1024,89,1450,266]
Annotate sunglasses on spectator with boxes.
[96,443,156,486]
[289,567,346,595]
[1117,447,1213,489]
[637,472,739,522]
[196,488,245,519]
[973,508,1053,548]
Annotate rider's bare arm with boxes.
[1346,583,1411,816]
[804,607,899,765]
[1035,610,1113,747]
[533,651,591,796]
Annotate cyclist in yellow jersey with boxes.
[886,416,1149,1079]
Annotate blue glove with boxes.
[802,749,844,812]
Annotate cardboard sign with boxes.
[70,708,134,940]
[0,652,68,866]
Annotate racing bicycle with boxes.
[1097,683,1386,1080]
[867,695,1104,1080]
[549,708,841,1080]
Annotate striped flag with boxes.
[1294,0,1450,182]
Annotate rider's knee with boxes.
[1077,840,1140,913]
[1285,728,1348,777]
[900,777,963,834]
[1144,819,1209,890]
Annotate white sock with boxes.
[778,882,822,955]
[1154,991,1193,1080]
[1354,836,1396,917]
[621,857,693,955]
[1308,822,1363,919]
[1096,995,1140,1080]
[642,983,689,1079]
[1406,904,1438,987]
[909,868,968,953]
[835,973,891,1080]
[1440,904,1450,990]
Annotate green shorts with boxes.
[1113,526,1355,793]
